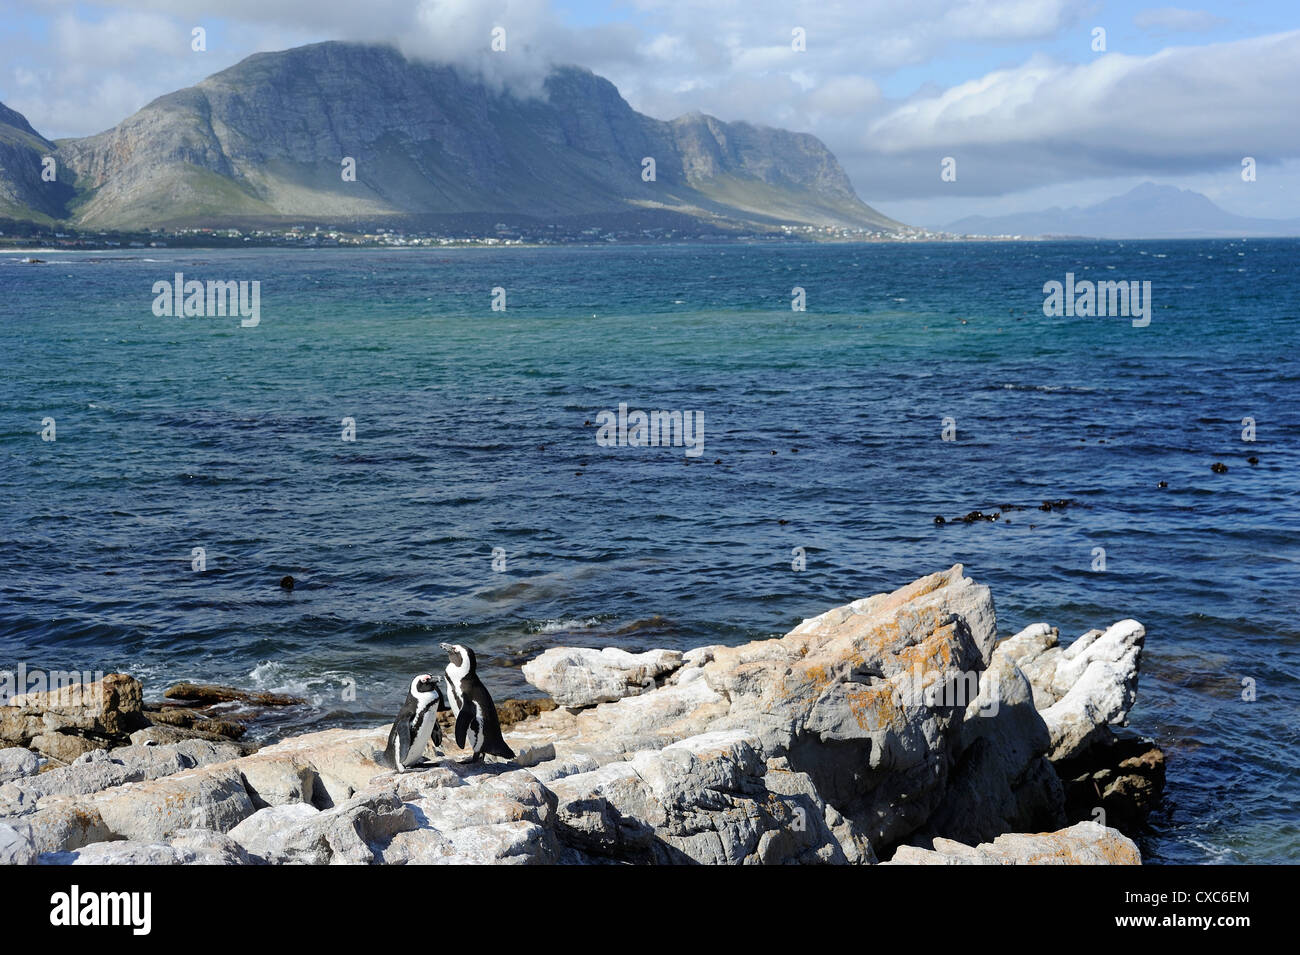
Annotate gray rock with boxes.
[0,822,37,865]
[89,766,255,841]
[37,832,250,865]
[229,793,416,865]
[227,804,321,858]
[923,653,1065,845]
[522,647,683,708]
[385,770,560,864]
[0,748,41,784]
[8,802,114,855]
[0,739,244,812]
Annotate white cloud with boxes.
[851,30,1300,199]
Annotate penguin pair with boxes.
[384,643,515,770]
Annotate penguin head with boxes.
[412,673,438,695]
[440,643,477,677]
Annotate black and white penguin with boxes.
[440,643,515,763]
[384,673,444,772]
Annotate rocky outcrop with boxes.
[994,620,1145,760]
[3,566,1156,865]
[885,821,1141,865]
[1,673,148,762]
[0,740,244,814]
[1,674,253,765]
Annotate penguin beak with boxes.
[439,643,453,653]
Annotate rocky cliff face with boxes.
[1,566,1156,865]
[5,41,900,231]
[0,104,74,222]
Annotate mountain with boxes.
[0,103,75,223]
[1,42,901,233]
[948,182,1300,239]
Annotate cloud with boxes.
[849,30,1300,200]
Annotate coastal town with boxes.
[0,218,1025,252]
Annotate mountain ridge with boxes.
[948,182,1300,239]
[1,41,903,233]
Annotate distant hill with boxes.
[948,182,1300,239]
[0,41,903,233]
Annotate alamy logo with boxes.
[595,403,704,458]
[1043,272,1151,327]
[50,885,151,935]
[152,273,261,327]
[2,666,105,706]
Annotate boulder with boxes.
[85,765,255,842]
[0,748,41,783]
[38,832,250,865]
[228,793,416,864]
[227,803,322,858]
[522,647,683,708]
[922,652,1065,845]
[995,620,1145,760]
[885,821,1141,865]
[550,729,847,864]
[0,822,37,865]
[1,674,147,762]
[383,769,561,864]
[8,802,114,855]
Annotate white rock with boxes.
[522,647,683,707]
[0,748,41,784]
[227,803,321,857]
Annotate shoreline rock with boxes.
[2,565,1163,865]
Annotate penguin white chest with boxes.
[401,703,437,766]
[442,677,458,717]
[404,705,436,765]
[465,701,485,752]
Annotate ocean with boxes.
[1,239,1296,863]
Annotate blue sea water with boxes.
[1,239,1297,863]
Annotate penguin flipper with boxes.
[454,702,472,749]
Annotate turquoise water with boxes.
[1,240,1297,863]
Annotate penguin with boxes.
[384,673,444,772]
[440,643,515,763]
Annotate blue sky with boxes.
[2,1,1296,227]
